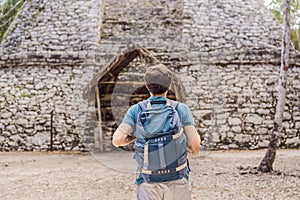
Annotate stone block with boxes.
[245,114,263,125]
[257,127,268,135]
[7,125,17,134]
[0,111,12,119]
[193,110,212,119]
[238,107,250,114]
[285,137,300,146]
[211,132,220,143]
[235,134,252,144]
[16,118,29,126]
[228,117,242,126]
[203,120,212,126]
[0,136,5,144]
[226,131,234,138]
[229,143,239,149]
[8,141,17,148]
[31,132,49,146]
[282,121,290,129]
[231,126,241,133]
[256,108,270,115]
[10,134,24,144]
[295,122,300,129]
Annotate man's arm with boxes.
[184,125,201,153]
[112,124,135,147]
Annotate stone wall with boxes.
[0,0,101,151]
[177,0,300,149]
[0,0,299,151]
[0,65,94,151]
[180,64,300,150]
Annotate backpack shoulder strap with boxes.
[138,100,149,110]
[168,100,179,109]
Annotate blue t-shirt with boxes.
[121,96,195,135]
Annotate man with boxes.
[113,64,200,200]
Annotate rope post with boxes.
[96,86,104,152]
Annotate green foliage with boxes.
[0,0,24,43]
[266,0,300,50]
[271,9,283,23]
[291,28,300,50]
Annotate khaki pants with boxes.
[136,178,191,200]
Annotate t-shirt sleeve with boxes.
[176,103,196,127]
[121,104,140,134]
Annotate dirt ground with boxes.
[0,149,299,200]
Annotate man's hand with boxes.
[123,135,136,146]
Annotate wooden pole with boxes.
[50,110,54,152]
[96,86,104,152]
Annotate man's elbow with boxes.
[189,145,200,153]
[112,135,122,147]
[193,144,201,153]
[188,139,201,153]
[112,124,132,147]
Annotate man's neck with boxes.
[150,92,167,97]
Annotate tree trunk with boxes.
[258,0,291,172]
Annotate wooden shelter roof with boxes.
[83,47,186,102]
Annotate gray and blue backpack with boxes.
[134,99,188,183]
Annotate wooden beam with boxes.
[83,47,162,101]
[96,86,104,152]
[98,82,147,94]
[99,50,140,83]
[100,81,145,85]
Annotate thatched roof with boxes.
[83,47,186,102]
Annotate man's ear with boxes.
[145,85,152,95]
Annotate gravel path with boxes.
[0,149,299,200]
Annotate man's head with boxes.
[145,64,172,95]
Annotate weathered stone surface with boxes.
[229,143,239,149]
[7,141,17,148]
[257,128,268,135]
[231,126,242,133]
[209,132,220,143]
[0,111,12,119]
[10,135,24,144]
[295,122,300,129]
[235,134,252,144]
[245,114,263,125]
[31,133,49,146]
[0,136,5,144]
[227,132,235,138]
[228,118,242,126]
[258,140,269,148]
[15,118,29,126]
[6,125,17,134]
[257,108,270,115]
[285,137,300,146]
[238,108,251,114]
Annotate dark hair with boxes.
[145,64,172,94]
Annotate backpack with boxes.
[134,99,188,183]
